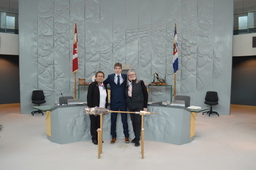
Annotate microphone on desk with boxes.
[59,93,64,105]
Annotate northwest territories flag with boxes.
[72,23,78,73]
[173,24,178,73]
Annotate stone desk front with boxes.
[46,104,193,145]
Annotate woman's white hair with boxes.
[127,69,140,84]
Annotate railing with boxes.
[234,11,256,35]
[0,11,19,34]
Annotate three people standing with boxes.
[87,63,148,147]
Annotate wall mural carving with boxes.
[20,0,233,115]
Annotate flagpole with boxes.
[74,72,77,99]
[174,72,176,100]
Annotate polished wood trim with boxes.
[231,104,256,110]
[0,103,20,109]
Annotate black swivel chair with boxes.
[202,91,219,117]
[31,90,46,116]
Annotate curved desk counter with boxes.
[46,104,195,145]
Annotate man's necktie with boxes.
[117,75,120,85]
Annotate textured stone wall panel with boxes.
[179,0,198,94]
[151,23,167,78]
[98,0,113,75]
[112,0,126,64]
[165,23,174,84]
[85,0,100,79]
[53,0,70,97]
[124,0,140,73]
[138,0,152,83]
[125,1,139,73]
[20,0,233,115]
[197,0,215,90]
[19,0,38,114]
[38,0,54,99]
[150,0,168,79]
[125,29,139,72]
[166,0,182,86]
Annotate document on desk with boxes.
[187,106,201,110]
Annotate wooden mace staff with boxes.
[85,107,158,159]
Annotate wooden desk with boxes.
[187,108,208,138]
[33,105,53,136]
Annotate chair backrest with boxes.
[205,91,218,102]
[175,95,191,107]
[59,96,74,105]
[31,90,45,101]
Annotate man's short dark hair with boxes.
[114,62,122,69]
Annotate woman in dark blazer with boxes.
[87,71,108,145]
[125,69,148,147]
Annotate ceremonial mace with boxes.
[85,107,158,159]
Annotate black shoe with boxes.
[135,141,140,147]
[131,138,136,143]
[92,140,98,145]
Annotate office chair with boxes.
[175,95,191,107]
[31,90,46,116]
[202,91,219,117]
[59,96,74,105]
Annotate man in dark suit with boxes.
[104,63,129,144]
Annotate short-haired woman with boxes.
[125,69,148,147]
[87,71,108,145]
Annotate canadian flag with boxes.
[72,23,78,73]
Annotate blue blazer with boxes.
[104,73,127,107]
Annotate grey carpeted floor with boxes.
[0,104,256,170]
